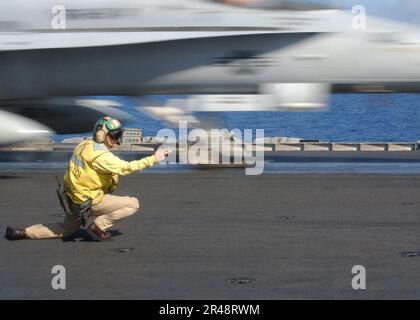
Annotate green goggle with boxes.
[108,128,124,144]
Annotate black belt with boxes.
[55,176,92,227]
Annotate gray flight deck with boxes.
[1,171,420,299]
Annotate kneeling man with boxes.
[6,116,170,241]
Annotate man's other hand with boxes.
[154,148,172,162]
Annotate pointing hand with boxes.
[154,148,172,162]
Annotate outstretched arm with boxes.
[92,148,172,176]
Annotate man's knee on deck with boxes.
[127,196,140,214]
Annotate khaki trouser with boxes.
[25,195,140,239]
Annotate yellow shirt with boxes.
[64,139,157,205]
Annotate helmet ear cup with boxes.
[95,129,106,143]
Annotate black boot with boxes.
[5,226,28,240]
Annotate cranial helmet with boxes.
[93,116,124,145]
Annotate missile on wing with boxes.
[0,109,53,146]
[0,98,133,145]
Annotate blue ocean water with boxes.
[57,93,420,142]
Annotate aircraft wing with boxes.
[0,29,310,51]
[0,0,354,52]
[1,0,420,145]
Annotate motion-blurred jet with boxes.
[1,0,420,142]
